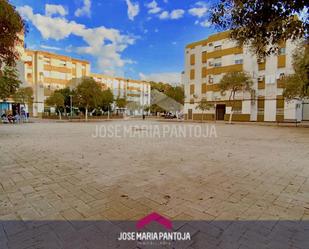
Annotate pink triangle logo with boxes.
[136,212,173,230]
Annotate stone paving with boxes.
[0,120,309,248]
[0,120,309,221]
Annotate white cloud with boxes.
[45,4,67,17]
[188,2,208,18]
[159,11,169,19]
[189,2,211,27]
[18,5,136,75]
[146,0,161,14]
[194,20,211,28]
[125,0,140,21]
[146,1,184,20]
[170,9,185,19]
[159,9,185,20]
[199,20,211,27]
[40,45,61,51]
[74,0,91,18]
[139,72,181,85]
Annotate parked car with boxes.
[164,113,176,119]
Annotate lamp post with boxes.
[69,95,73,120]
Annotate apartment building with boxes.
[91,73,151,115]
[183,30,308,122]
[24,50,90,116]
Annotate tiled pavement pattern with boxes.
[0,121,309,248]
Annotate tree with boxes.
[100,89,114,112]
[45,92,65,120]
[211,0,308,57]
[165,85,185,105]
[127,101,141,115]
[150,81,168,93]
[115,97,127,109]
[218,71,253,123]
[55,87,75,115]
[0,66,21,100]
[75,77,102,121]
[13,86,33,107]
[196,98,213,123]
[149,104,164,114]
[283,44,309,99]
[149,82,185,115]
[0,0,25,70]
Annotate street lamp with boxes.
[69,95,73,120]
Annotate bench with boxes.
[277,119,301,127]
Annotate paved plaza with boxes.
[1,120,309,223]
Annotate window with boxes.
[58,72,66,80]
[190,54,195,65]
[279,47,286,55]
[235,59,243,64]
[190,69,195,80]
[208,43,213,47]
[43,71,51,77]
[213,57,222,67]
[190,84,195,95]
[208,61,213,67]
[214,45,222,51]
[202,51,207,63]
[202,67,207,78]
[214,62,222,67]
[44,57,50,65]
[209,76,213,84]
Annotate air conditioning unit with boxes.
[258,76,264,81]
[257,58,265,64]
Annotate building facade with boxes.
[183,31,308,122]
[24,50,90,116]
[91,73,151,115]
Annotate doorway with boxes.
[12,103,20,116]
[188,109,193,120]
[303,103,309,121]
[216,104,226,120]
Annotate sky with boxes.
[11,0,219,84]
